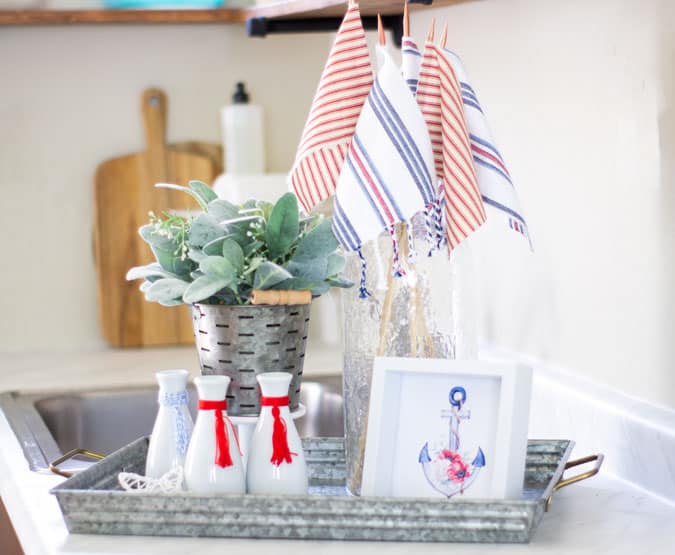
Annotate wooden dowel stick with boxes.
[440,23,448,48]
[361,223,435,493]
[403,1,409,37]
[377,230,400,356]
[427,17,435,42]
[404,230,433,358]
[377,13,386,46]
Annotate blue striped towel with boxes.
[441,48,532,247]
[401,36,422,96]
[333,46,436,296]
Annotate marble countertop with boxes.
[0,343,340,395]
[1,346,674,554]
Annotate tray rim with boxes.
[49,437,577,543]
[51,437,575,508]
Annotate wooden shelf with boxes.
[0,8,243,25]
[0,1,466,26]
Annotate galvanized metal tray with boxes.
[51,437,598,543]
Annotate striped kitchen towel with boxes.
[442,47,531,247]
[416,39,443,178]
[409,38,447,254]
[435,43,487,251]
[416,39,486,254]
[401,34,434,259]
[332,46,436,297]
[288,1,373,214]
[401,36,422,95]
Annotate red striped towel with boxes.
[436,43,486,251]
[416,40,443,178]
[416,41,486,252]
[288,2,373,214]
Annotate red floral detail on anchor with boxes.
[447,458,471,483]
[439,449,460,462]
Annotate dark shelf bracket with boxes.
[246,0,436,47]
[247,15,403,46]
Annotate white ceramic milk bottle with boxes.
[247,372,308,495]
[184,376,245,494]
[146,369,193,479]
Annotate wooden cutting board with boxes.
[94,88,222,347]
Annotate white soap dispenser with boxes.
[222,81,265,175]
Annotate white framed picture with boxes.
[361,358,532,500]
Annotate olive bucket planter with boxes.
[191,303,311,416]
[126,186,351,415]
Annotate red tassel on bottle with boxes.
[261,396,297,467]
[214,409,233,468]
[199,400,233,468]
[270,406,294,466]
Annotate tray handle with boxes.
[545,453,604,511]
[49,448,106,478]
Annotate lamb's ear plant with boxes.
[127,181,352,306]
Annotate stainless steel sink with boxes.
[0,376,343,473]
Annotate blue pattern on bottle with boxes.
[160,391,190,456]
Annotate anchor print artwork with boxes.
[418,386,486,498]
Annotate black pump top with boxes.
[232,82,250,104]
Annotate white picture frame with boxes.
[361,358,532,500]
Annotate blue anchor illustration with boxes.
[418,386,486,498]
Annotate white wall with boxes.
[0,24,330,353]
[1,0,673,411]
[412,0,675,409]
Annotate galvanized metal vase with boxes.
[191,303,310,416]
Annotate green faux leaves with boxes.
[208,199,239,222]
[221,239,244,273]
[200,256,236,281]
[183,275,231,304]
[253,261,293,290]
[265,193,299,260]
[155,182,208,211]
[285,219,338,280]
[126,262,176,281]
[291,219,338,263]
[128,183,351,305]
[189,180,218,205]
[189,214,224,248]
[145,278,189,305]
